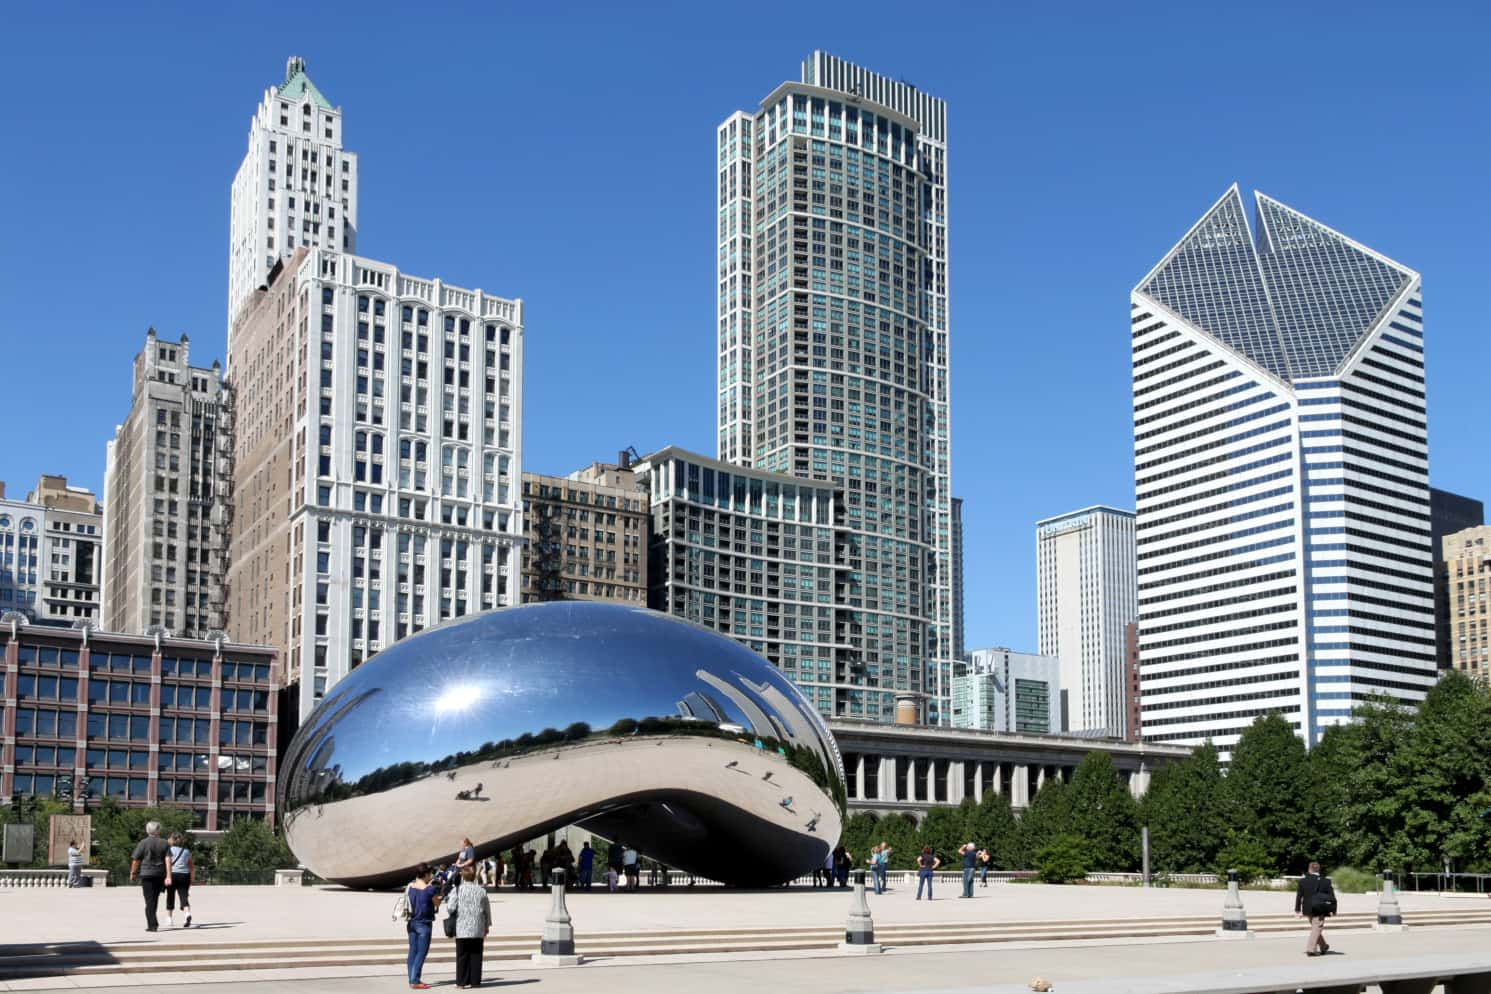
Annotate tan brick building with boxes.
[1443,525,1491,677]
[520,459,647,605]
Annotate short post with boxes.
[532,868,583,966]
[1216,869,1254,939]
[1376,869,1408,932]
[839,870,882,954]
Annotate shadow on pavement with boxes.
[0,940,117,980]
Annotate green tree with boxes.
[1306,722,1361,870]
[1215,833,1272,885]
[1035,834,1091,884]
[1015,777,1072,869]
[917,805,966,864]
[1334,695,1416,869]
[1223,713,1311,873]
[838,812,879,871]
[1140,742,1227,873]
[88,801,197,884]
[1065,751,1139,871]
[216,818,296,873]
[967,789,1020,869]
[876,813,921,871]
[1395,672,1491,872]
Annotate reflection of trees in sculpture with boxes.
[289,713,844,815]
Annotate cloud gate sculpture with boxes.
[279,602,846,888]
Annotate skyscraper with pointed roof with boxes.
[228,57,359,354]
[1132,186,1435,753]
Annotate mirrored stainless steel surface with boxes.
[279,602,846,888]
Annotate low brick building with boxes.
[1,619,279,830]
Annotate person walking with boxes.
[1294,861,1336,956]
[445,864,492,989]
[164,832,195,927]
[404,863,441,990]
[67,839,82,888]
[915,846,941,901]
[578,841,595,889]
[958,842,978,898]
[128,821,172,931]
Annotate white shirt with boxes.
[622,848,638,866]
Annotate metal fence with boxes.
[1405,872,1491,894]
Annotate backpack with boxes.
[392,888,412,924]
[1310,876,1338,917]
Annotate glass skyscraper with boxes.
[1132,186,1435,752]
[717,52,954,722]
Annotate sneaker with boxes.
[166,918,174,927]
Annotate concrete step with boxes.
[4,909,1487,979]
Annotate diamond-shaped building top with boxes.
[1136,186,1416,381]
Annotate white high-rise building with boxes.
[717,51,955,722]
[227,248,524,720]
[228,57,359,352]
[1036,506,1136,736]
[1132,186,1435,753]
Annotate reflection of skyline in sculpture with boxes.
[278,603,845,888]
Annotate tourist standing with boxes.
[404,863,441,990]
[446,864,491,989]
[622,844,640,890]
[607,838,624,882]
[978,848,991,886]
[164,832,195,927]
[866,844,883,894]
[959,842,977,898]
[67,839,82,888]
[833,845,852,887]
[915,846,940,901]
[128,821,172,931]
[1294,861,1335,956]
[578,841,595,889]
[453,837,476,890]
[877,842,893,893]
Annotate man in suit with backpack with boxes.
[1294,861,1336,956]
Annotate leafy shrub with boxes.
[1035,834,1091,884]
[1329,866,1376,893]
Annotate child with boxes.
[606,866,619,892]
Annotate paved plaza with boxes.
[0,878,1475,946]
[2,881,1489,991]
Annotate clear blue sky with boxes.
[2,2,1487,654]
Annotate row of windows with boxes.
[1141,652,1301,685]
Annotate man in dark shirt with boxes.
[959,842,978,898]
[129,821,173,931]
[1294,861,1332,956]
[607,839,624,880]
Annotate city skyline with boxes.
[2,4,1487,657]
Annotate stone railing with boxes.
[0,868,109,889]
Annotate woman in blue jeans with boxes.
[405,863,441,989]
[915,846,941,900]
